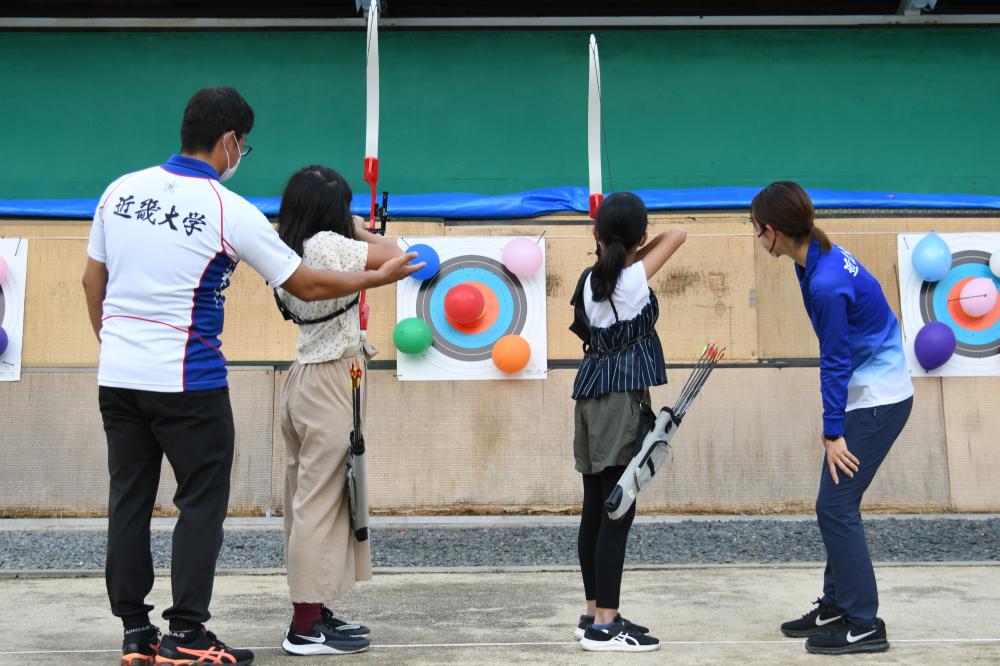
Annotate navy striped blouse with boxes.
[571,291,668,399]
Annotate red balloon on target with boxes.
[444,283,486,325]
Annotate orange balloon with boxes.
[492,335,531,373]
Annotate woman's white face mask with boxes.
[220,133,241,182]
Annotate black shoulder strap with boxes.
[273,289,360,326]
[569,267,594,346]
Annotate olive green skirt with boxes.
[573,388,651,475]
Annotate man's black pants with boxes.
[99,386,235,627]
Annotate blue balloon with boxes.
[407,243,440,281]
[912,230,952,282]
[0,326,7,356]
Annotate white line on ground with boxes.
[3,637,999,655]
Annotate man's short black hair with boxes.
[180,87,254,153]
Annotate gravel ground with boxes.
[1,518,998,570]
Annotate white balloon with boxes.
[991,251,1000,279]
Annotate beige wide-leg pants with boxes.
[281,352,373,603]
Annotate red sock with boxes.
[292,603,322,634]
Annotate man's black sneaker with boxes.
[805,618,889,655]
[781,598,847,637]
[282,620,371,656]
[579,621,660,652]
[574,614,595,639]
[155,628,254,665]
[320,604,369,638]
[121,624,160,666]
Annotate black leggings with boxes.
[578,466,636,609]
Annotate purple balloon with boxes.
[914,321,956,371]
[0,326,7,356]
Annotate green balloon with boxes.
[393,317,433,354]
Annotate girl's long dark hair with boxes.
[277,165,354,255]
[590,191,648,302]
[750,181,831,252]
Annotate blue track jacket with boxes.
[796,239,913,437]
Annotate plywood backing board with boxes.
[21,239,98,367]
[0,369,276,514]
[941,376,1000,511]
[0,367,962,515]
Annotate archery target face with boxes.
[898,233,1000,376]
[395,237,547,380]
[0,239,28,382]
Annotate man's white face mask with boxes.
[220,133,241,182]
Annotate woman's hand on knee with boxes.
[822,436,859,485]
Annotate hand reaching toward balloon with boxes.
[822,435,859,485]
[374,252,424,287]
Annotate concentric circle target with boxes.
[900,233,1000,376]
[414,255,527,361]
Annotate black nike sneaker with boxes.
[121,624,160,666]
[781,598,847,637]
[282,619,371,656]
[320,604,370,638]
[806,618,889,655]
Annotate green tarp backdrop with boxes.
[1,27,998,201]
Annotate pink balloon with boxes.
[960,277,998,318]
[0,257,7,283]
[501,238,543,277]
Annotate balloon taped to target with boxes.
[394,236,547,381]
[898,232,1000,377]
[0,238,28,382]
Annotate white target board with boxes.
[898,232,1000,377]
[395,236,547,381]
[0,238,28,382]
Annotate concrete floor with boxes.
[1,564,998,665]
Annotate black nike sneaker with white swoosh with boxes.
[805,618,889,655]
[579,621,660,652]
[781,598,846,637]
[281,620,370,656]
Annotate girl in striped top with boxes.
[571,192,687,652]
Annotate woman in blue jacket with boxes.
[750,181,913,655]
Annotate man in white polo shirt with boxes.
[82,87,419,666]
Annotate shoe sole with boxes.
[122,656,155,666]
[805,639,890,655]
[579,639,660,652]
[281,639,370,656]
[781,625,845,638]
[155,657,254,665]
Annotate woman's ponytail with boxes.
[591,237,628,302]
[811,225,832,252]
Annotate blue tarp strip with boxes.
[3,186,1000,220]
